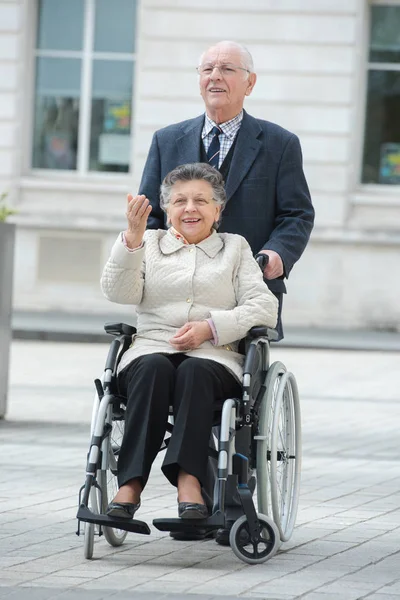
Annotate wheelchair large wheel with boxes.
[256,361,301,542]
[99,418,128,547]
[229,513,280,565]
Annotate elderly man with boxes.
[139,40,314,340]
[138,40,314,544]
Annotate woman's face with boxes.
[166,179,221,244]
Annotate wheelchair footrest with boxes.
[153,512,225,533]
[77,505,150,535]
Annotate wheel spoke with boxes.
[259,535,273,545]
[251,542,259,558]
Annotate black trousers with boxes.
[117,353,242,490]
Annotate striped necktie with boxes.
[207,125,222,169]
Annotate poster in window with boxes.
[99,99,131,165]
[103,100,131,134]
[99,133,130,165]
[379,143,400,184]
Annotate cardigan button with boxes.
[186,297,191,303]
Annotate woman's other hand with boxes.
[124,194,152,249]
[170,321,213,351]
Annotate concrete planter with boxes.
[0,221,15,418]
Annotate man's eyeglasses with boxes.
[196,64,250,77]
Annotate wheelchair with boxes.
[76,321,301,565]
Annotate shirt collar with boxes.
[161,228,224,258]
[169,226,190,245]
[202,110,243,139]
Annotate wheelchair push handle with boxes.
[255,253,269,273]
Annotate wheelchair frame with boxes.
[76,321,301,565]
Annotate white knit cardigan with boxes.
[101,230,278,381]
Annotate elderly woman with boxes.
[101,163,278,521]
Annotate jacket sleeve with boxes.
[100,235,145,305]
[263,133,315,277]
[209,238,278,346]
[138,132,165,230]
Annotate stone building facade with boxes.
[0,0,399,331]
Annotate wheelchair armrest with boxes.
[103,323,136,376]
[242,326,276,379]
[104,322,137,337]
[248,326,278,342]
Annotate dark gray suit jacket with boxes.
[139,110,314,294]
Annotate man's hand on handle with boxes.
[258,250,284,280]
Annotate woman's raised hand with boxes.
[124,194,152,249]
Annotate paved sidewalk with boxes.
[1,340,400,600]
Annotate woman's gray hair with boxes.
[160,163,227,227]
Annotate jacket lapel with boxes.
[176,115,204,165]
[175,111,262,202]
[225,111,262,201]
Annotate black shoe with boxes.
[215,525,231,546]
[215,520,251,547]
[170,528,216,541]
[106,501,140,519]
[178,502,209,520]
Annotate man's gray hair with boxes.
[199,41,254,73]
[160,163,227,226]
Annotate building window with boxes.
[362,3,400,185]
[31,0,137,174]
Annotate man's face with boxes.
[198,45,256,122]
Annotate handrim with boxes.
[256,361,302,542]
[100,418,128,547]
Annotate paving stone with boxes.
[77,578,149,592]
[301,594,364,600]
[311,580,383,597]
[133,581,193,594]
[50,590,119,600]
[366,596,400,600]
[380,581,400,594]
[289,540,357,556]
[0,588,59,600]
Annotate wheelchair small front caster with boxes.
[83,522,95,559]
[229,513,280,564]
